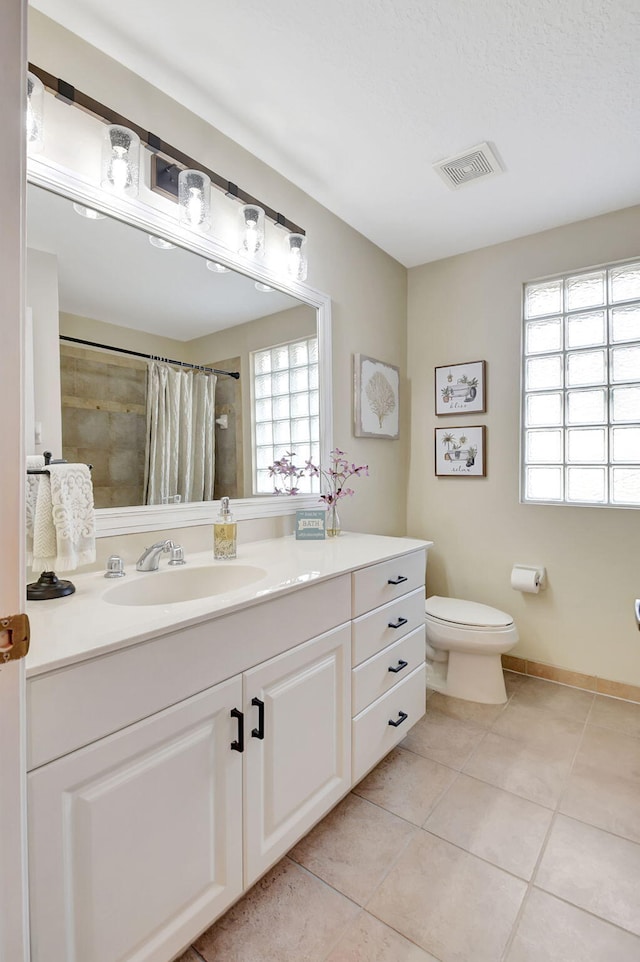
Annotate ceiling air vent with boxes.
[433,142,503,190]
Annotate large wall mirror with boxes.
[25,165,332,536]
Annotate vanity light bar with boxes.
[27,63,306,237]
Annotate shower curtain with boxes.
[144,361,217,505]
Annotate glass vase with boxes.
[326,503,341,538]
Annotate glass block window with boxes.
[252,336,320,495]
[522,259,640,507]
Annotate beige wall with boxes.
[29,10,408,538]
[59,312,192,362]
[407,205,640,687]
[26,248,62,456]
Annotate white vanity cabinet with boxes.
[28,675,244,962]
[26,538,429,962]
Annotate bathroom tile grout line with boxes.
[288,802,426,960]
[499,689,599,960]
[281,853,430,962]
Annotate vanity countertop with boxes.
[26,533,432,677]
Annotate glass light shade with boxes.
[178,169,211,230]
[26,71,44,152]
[286,232,308,281]
[101,125,140,196]
[72,203,106,220]
[206,261,230,273]
[239,204,265,257]
[255,282,274,293]
[149,235,175,250]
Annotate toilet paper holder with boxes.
[511,564,546,592]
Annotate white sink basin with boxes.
[104,564,267,606]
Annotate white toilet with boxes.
[424,596,519,704]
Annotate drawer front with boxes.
[352,550,426,617]
[352,626,425,716]
[352,664,426,783]
[352,588,425,667]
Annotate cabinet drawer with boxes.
[352,664,426,783]
[352,550,426,617]
[352,588,425,667]
[352,626,425,716]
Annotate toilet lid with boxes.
[425,596,514,628]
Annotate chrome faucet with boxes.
[136,539,178,572]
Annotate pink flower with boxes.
[267,447,369,504]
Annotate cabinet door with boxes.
[243,624,351,885]
[28,676,243,962]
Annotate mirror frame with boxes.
[27,156,333,537]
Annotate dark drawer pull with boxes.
[388,710,408,728]
[388,617,408,629]
[388,575,408,586]
[388,659,409,674]
[251,697,265,739]
[230,707,244,752]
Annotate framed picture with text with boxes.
[435,425,486,477]
[435,360,486,415]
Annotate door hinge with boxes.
[0,613,30,663]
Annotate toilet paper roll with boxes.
[511,565,544,593]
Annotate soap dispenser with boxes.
[213,496,237,559]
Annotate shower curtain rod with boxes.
[59,335,240,379]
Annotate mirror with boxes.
[25,179,330,530]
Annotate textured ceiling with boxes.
[30,0,640,267]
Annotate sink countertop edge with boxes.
[26,533,433,677]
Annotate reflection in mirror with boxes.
[26,184,318,510]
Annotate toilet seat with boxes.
[425,596,514,630]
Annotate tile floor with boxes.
[179,672,640,962]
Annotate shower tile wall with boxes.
[210,355,242,501]
[60,345,147,508]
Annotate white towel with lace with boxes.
[31,464,96,572]
[26,455,45,566]
[49,464,96,570]
[31,474,57,572]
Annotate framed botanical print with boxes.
[435,360,486,415]
[435,425,486,477]
[354,354,400,439]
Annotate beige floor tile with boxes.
[424,773,553,879]
[504,669,526,694]
[400,707,486,770]
[535,815,640,936]
[573,724,640,783]
[426,691,507,727]
[195,858,358,962]
[506,888,640,961]
[589,694,640,738]
[367,832,526,962]
[560,761,640,844]
[324,910,439,962]
[463,730,572,808]
[289,793,416,906]
[511,676,594,721]
[491,700,585,752]
[353,747,457,825]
